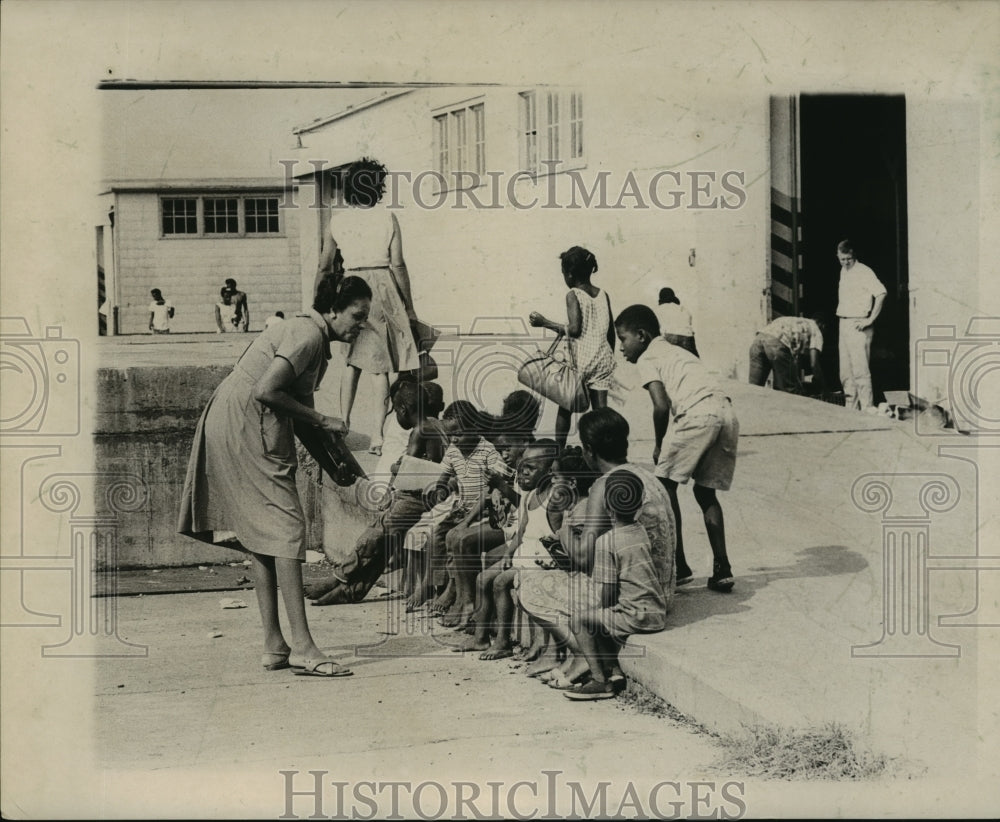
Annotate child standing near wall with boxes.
[148,288,174,334]
[529,246,616,450]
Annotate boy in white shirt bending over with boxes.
[615,304,738,593]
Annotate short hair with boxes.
[614,304,660,337]
[275,311,285,319]
[554,445,600,498]
[559,246,598,281]
[836,239,855,256]
[225,278,237,288]
[442,400,486,435]
[219,286,231,300]
[604,469,644,523]
[313,273,372,314]
[578,407,630,463]
[522,437,559,466]
[658,287,679,305]
[422,381,445,417]
[497,390,542,436]
[391,380,422,413]
[150,288,162,298]
[344,157,388,207]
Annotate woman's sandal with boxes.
[262,652,290,671]
[290,656,354,678]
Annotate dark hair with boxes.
[442,400,486,435]
[836,239,855,256]
[275,311,285,319]
[578,407,630,463]
[496,390,542,436]
[614,304,660,337]
[554,445,600,498]
[604,469,644,523]
[150,288,162,298]
[219,286,231,300]
[391,380,422,414]
[522,437,560,466]
[344,157,388,207]
[559,246,598,282]
[658,287,679,305]
[225,278,237,288]
[422,381,445,417]
[313,272,372,314]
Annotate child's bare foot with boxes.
[440,602,474,629]
[518,638,547,662]
[479,642,514,661]
[524,648,560,677]
[550,656,591,686]
[429,581,455,615]
[405,583,434,612]
[451,636,491,653]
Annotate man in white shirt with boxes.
[835,240,886,411]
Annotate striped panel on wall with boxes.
[770,187,801,319]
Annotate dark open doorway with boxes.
[799,94,910,401]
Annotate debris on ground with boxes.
[219,599,247,609]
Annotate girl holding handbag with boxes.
[528,246,616,450]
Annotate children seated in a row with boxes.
[509,408,675,697]
[454,438,565,659]
[402,393,540,613]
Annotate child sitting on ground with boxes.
[454,439,562,660]
[615,304,739,592]
[563,469,668,701]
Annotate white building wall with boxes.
[114,191,301,334]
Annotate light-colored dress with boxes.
[178,310,332,559]
[216,300,238,331]
[569,287,615,391]
[331,204,419,374]
[511,488,557,569]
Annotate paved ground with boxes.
[35,334,992,817]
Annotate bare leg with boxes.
[369,372,390,454]
[660,477,692,581]
[250,554,289,657]
[455,565,502,652]
[589,388,608,409]
[479,569,519,659]
[340,364,362,431]
[444,528,504,628]
[694,484,733,590]
[571,609,612,684]
[273,557,345,668]
[555,407,572,452]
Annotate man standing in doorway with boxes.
[835,239,886,412]
[223,278,249,332]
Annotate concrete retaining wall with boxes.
[94,364,328,568]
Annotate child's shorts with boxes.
[655,396,738,490]
[596,604,667,644]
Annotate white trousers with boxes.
[838,318,874,410]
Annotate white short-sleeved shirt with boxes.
[654,303,694,337]
[837,262,886,318]
[148,301,173,331]
[637,337,721,418]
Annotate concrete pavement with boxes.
[84,334,1000,816]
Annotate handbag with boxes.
[517,332,590,413]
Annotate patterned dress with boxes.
[568,287,615,391]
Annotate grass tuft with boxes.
[713,722,895,780]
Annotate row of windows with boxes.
[433,90,584,182]
[161,196,281,237]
